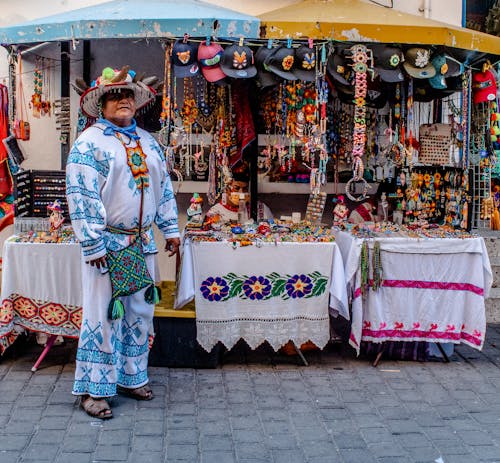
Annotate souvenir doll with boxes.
[47,200,64,238]
[332,195,349,227]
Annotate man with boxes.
[206,163,273,223]
[66,66,180,419]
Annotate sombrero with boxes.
[79,66,156,118]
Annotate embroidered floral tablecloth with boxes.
[0,240,83,353]
[175,240,348,352]
[334,231,492,355]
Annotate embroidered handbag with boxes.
[106,233,160,320]
[106,176,161,320]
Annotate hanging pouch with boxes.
[105,234,161,320]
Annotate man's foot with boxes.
[117,384,154,401]
[80,395,113,419]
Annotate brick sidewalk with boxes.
[1,326,500,463]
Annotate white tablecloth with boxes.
[2,240,83,307]
[334,231,493,354]
[0,239,83,352]
[175,240,348,352]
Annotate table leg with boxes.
[436,343,451,363]
[372,343,386,367]
[292,342,309,366]
[31,334,58,372]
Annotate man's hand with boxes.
[88,256,107,269]
[165,237,180,257]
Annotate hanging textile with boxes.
[230,80,255,167]
[0,83,15,232]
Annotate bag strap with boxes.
[138,177,144,236]
[16,54,28,121]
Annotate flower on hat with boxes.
[414,49,430,68]
[282,55,294,71]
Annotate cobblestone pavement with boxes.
[1,325,500,463]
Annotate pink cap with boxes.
[198,40,226,83]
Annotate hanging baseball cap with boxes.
[220,41,256,79]
[264,45,297,81]
[365,76,387,109]
[472,69,498,104]
[402,47,436,79]
[372,45,405,83]
[198,40,225,83]
[172,39,199,78]
[293,44,316,82]
[254,46,280,88]
[428,54,463,89]
[413,80,454,102]
[327,52,353,88]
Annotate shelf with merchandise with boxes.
[172,180,378,195]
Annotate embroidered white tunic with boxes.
[66,122,179,397]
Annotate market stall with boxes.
[0,0,499,364]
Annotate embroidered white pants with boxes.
[72,254,155,398]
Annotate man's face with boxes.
[227,180,249,206]
[101,89,136,126]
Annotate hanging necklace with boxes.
[345,44,371,201]
[31,57,42,118]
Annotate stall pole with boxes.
[83,40,91,86]
[249,139,258,221]
[60,41,70,168]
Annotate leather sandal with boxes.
[80,395,113,419]
[117,384,154,401]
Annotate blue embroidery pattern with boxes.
[73,319,149,396]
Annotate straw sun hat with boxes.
[74,66,157,118]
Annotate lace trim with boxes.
[196,317,330,352]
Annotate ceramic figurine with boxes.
[187,193,203,224]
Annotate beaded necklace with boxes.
[360,240,370,297]
[160,42,172,132]
[115,132,149,190]
[345,44,372,202]
[371,240,383,290]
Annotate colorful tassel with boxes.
[108,298,125,320]
[144,284,161,305]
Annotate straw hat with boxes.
[77,66,156,118]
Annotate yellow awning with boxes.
[259,0,500,55]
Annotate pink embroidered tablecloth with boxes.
[334,231,492,355]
